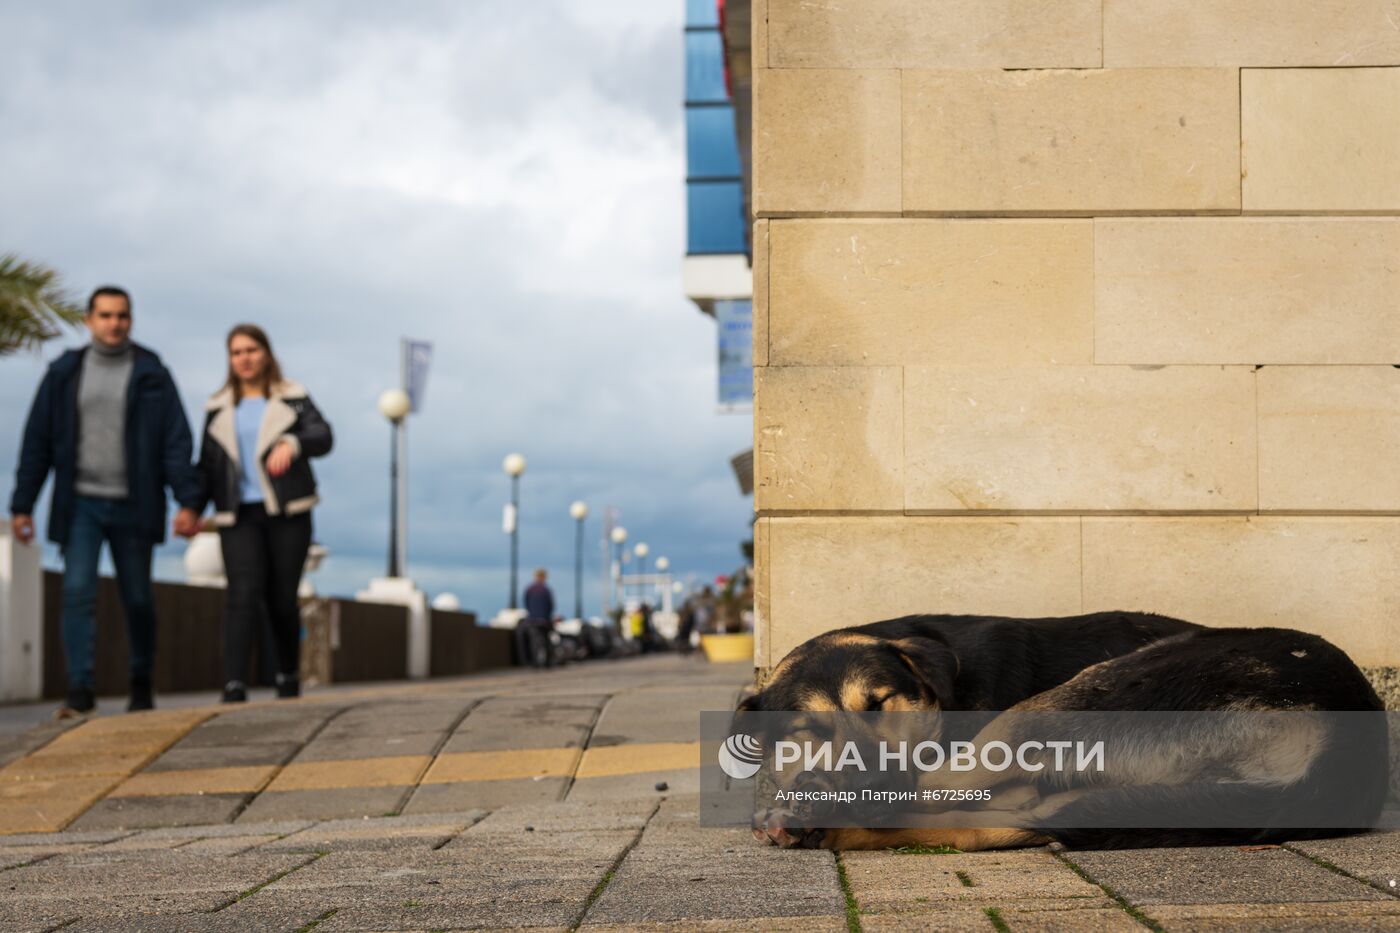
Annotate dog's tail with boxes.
[1040,776,1387,850]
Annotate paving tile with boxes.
[109,764,278,797]
[0,829,131,846]
[401,776,569,812]
[68,792,251,830]
[1148,901,1400,932]
[861,911,998,932]
[266,754,430,791]
[568,769,698,803]
[586,841,841,923]
[419,747,577,783]
[588,687,739,746]
[145,740,301,772]
[575,742,698,779]
[441,695,604,752]
[462,798,657,836]
[236,786,411,823]
[1288,831,1400,893]
[60,904,331,933]
[843,849,1110,915]
[1,749,157,781]
[0,848,313,904]
[105,819,312,842]
[1066,846,1389,906]
[292,731,445,762]
[319,700,471,738]
[266,811,482,852]
[584,920,848,933]
[176,710,331,748]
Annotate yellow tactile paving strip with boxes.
[0,709,214,834]
[575,742,701,779]
[0,700,707,835]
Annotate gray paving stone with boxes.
[440,695,604,752]
[1067,845,1390,906]
[1289,831,1400,893]
[68,793,251,830]
[236,786,410,823]
[104,819,313,842]
[292,730,446,762]
[145,740,302,771]
[176,719,325,747]
[0,849,313,906]
[61,905,331,933]
[463,798,657,835]
[842,849,1111,917]
[319,700,471,738]
[401,776,568,813]
[585,842,843,924]
[583,920,848,933]
[0,829,131,846]
[266,811,483,852]
[567,768,698,802]
[588,686,741,746]
[1148,900,1400,932]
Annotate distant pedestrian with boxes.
[190,324,332,703]
[9,286,202,717]
[517,568,555,668]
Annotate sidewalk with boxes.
[0,654,1396,932]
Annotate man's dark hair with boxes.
[86,286,131,314]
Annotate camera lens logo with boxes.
[718,733,763,780]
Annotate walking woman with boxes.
[195,325,332,702]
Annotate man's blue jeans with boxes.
[60,495,157,689]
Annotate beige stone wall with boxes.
[751,0,1400,670]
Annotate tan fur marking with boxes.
[839,677,871,713]
[798,691,838,712]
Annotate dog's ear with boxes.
[888,637,958,707]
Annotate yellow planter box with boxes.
[700,633,754,664]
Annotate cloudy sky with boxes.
[0,0,754,617]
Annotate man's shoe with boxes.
[55,685,95,720]
[128,678,155,712]
[221,681,248,703]
[275,673,300,699]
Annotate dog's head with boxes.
[740,629,959,713]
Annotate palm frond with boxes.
[0,253,84,356]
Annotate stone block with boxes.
[766,518,1082,662]
[1082,517,1400,667]
[754,366,903,511]
[768,220,1093,366]
[1094,219,1400,364]
[1243,68,1400,212]
[68,793,251,831]
[1258,366,1400,511]
[236,786,410,823]
[753,219,769,367]
[419,747,578,784]
[1104,0,1400,66]
[843,848,1109,914]
[401,777,568,812]
[1066,846,1386,905]
[767,0,1101,69]
[108,765,276,798]
[753,0,768,69]
[753,69,901,215]
[902,69,1239,213]
[904,365,1257,511]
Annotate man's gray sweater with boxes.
[75,338,134,499]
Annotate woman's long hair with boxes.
[222,323,285,401]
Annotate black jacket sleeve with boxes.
[159,371,203,511]
[290,395,333,459]
[10,369,56,515]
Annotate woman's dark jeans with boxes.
[219,504,311,685]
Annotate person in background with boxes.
[9,286,202,717]
[190,324,332,703]
[518,568,555,669]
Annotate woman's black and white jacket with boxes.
[196,380,333,526]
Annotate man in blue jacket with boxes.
[9,286,202,716]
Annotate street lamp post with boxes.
[503,453,527,610]
[634,542,649,604]
[377,389,411,578]
[569,501,588,620]
[609,526,627,609]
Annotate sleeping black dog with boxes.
[741,611,1388,851]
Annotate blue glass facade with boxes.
[685,1,746,257]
